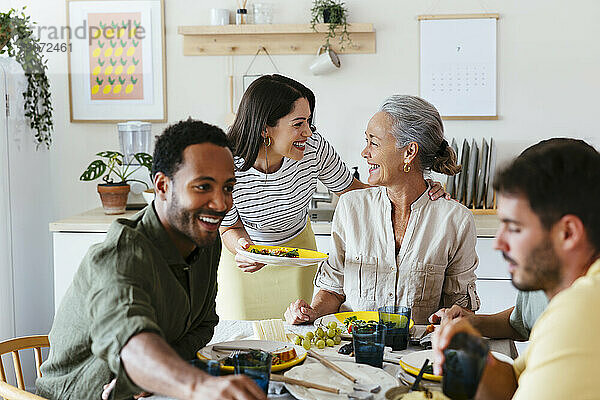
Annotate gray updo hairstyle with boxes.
[380,95,461,176]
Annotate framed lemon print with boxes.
[67,0,166,122]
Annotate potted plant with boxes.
[310,0,352,50]
[0,7,53,149]
[80,151,153,215]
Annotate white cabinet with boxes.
[52,232,106,312]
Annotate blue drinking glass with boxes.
[232,350,272,393]
[442,332,489,400]
[352,323,386,368]
[189,358,221,376]
[378,306,411,351]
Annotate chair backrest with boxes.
[0,335,49,392]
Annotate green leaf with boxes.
[96,77,103,85]
[134,153,153,170]
[120,39,127,47]
[118,77,125,84]
[80,159,106,181]
[98,59,105,66]
[131,77,138,84]
[120,58,127,65]
[110,39,116,47]
[108,77,115,85]
[132,39,139,47]
[98,41,104,48]
[132,57,139,65]
[97,150,123,158]
[109,58,116,66]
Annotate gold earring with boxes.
[403,162,411,173]
[264,136,272,147]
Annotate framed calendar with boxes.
[419,14,499,119]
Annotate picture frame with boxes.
[419,14,499,120]
[67,0,167,122]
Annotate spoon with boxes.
[410,358,430,392]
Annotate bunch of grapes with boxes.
[294,321,343,350]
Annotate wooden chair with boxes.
[0,335,49,400]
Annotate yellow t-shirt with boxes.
[512,258,600,399]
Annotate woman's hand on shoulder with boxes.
[426,178,451,200]
[235,238,266,273]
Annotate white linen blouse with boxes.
[314,185,480,324]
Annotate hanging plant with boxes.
[0,7,53,149]
[310,0,352,50]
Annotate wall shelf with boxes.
[177,23,375,56]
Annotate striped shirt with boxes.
[222,132,353,244]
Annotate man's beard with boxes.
[166,191,226,248]
[506,238,561,292]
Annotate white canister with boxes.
[309,46,341,75]
[210,8,230,25]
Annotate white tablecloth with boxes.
[148,320,517,400]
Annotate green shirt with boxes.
[509,290,548,340]
[37,205,220,400]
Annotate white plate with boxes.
[486,138,497,209]
[284,361,398,400]
[237,245,328,267]
[476,138,489,208]
[400,349,513,382]
[197,340,307,372]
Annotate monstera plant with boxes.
[80,151,153,215]
[0,7,53,149]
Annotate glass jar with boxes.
[253,3,273,24]
[236,8,247,25]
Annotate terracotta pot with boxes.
[97,183,130,215]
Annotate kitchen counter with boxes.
[50,208,500,236]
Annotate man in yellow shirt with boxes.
[432,138,600,399]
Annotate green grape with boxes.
[294,336,303,345]
[327,328,336,338]
[326,338,335,347]
[316,327,325,338]
[333,335,342,345]
[327,321,338,330]
[316,339,326,349]
[302,338,311,350]
[306,331,314,341]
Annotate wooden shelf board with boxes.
[177,23,373,35]
[177,23,375,55]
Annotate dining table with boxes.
[148,319,518,400]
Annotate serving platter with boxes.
[456,139,470,203]
[466,138,479,207]
[283,361,397,400]
[197,339,307,372]
[476,138,489,208]
[485,138,497,209]
[237,245,328,267]
[314,311,414,340]
[399,349,513,382]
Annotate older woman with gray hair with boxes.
[285,95,480,325]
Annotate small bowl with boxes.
[142,189,155,205]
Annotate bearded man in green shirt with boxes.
[37,119,266,400]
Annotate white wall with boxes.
[7,0,600,219]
